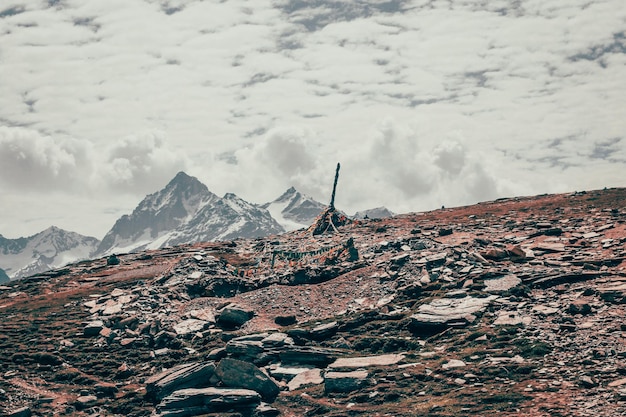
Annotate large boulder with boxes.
[215,358,280,402]
[217,304,254,328]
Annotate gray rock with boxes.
[172,319,209,336]
[225,339,265,357]
[215,358,280,402]
[442,359,466,370]
[410,295,498,330]
[324,370,369,393]
[328,353,405,369]
[309,321,338,340]
[83,320,105,337]
[145,362,216,401]
[7,407,31,417]
[217,304,254,328]
[287,368,324,391]
[279,346,342,366]
[579,375,598,388]
[74,394,98,410]
[254,402,281,416]
[157,387,261,416]
[274,314,297,326]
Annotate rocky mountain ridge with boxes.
[2,172,392,280]
[0,187,625,416]
[0,226,100,280]
[95,172,285,257]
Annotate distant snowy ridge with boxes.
[0,226,100,280]
[352,207,395,219]
[261,187,327,231]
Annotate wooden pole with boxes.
[329,162,340,210]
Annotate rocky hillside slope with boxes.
[0,188,625,417]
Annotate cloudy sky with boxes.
[1,0,625,239]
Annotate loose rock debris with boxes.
[0,188,625,416]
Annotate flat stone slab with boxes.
[83,320,105,337]
[288,368,324,391]
[173,319,209,335]
[442,359,466,370]
[410,295,498,327]
[279,346,342,366]
[269,364,315,382]
[145,362,216,401]
[324,370,368,393]
[188,308,216,323]
[157,387,260,415]
[493,311,532,326]
[328,353,405,369]
[532,305,559,315]
[484,275,521,292]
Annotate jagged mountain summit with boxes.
[261,187,327,231]
[353,206,395,219]
[95,172,284,256]
[166,192,286,245]
[95,171,220,255]
[0,226,99,280]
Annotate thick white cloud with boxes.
[102,130,190,193]
[0,0,624,238]
[0,126,92,191]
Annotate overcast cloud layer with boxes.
[1,0,625,238]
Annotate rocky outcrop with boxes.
[2,188,626,417]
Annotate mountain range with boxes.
[0,227,100,280]
[1,172,392,280]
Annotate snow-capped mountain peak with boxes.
[262,187,327,231]
[0,226,100,280]
[95,173,285,256]
[95,172,220,256]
